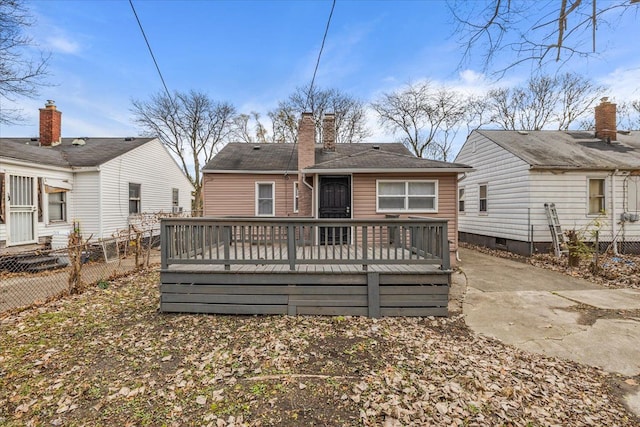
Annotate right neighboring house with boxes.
[455,98,640,255]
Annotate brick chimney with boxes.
[297,112,315,217]
[39,100,62,147]
[594,97,616,142]
[322,113,336,152]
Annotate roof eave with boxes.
[202,169,297,174]
[302,167,473,174]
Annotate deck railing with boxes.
[160,217,450,271]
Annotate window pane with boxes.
[409,181,435,195]
[258,184,273,199]
[48,192,65,221]
[258,199,273,215]
[589,179,604,197]
[129,183,140,198]
[379,197,405,210]
[480,199,487,212]
[479,185,487,198]
[408,197,434,210]
[378,182,405,196]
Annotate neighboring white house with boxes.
[455,98,640,255]
[0,101,193,250]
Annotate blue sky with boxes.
[2,0,639,155]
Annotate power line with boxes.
[305,0,336,110]
[129,0,172,99]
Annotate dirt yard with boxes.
[0,270,637,426]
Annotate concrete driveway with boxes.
[458,247,640,416]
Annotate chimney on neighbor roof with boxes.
[322,113,336,152]
[39,100,62,147]
[594,97,616,142]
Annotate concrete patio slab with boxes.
[554,289,640,310]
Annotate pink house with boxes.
[202,113,470,266]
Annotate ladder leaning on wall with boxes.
[544,203,568,258]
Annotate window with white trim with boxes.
[129,183,141,214]
[48,191,66,222]
[376,180,437,213]
[458,187,465,213]
[293,181,299,213]
[479,184,487,213]
[588,178,605,215]
[256,182,275,216]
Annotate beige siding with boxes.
[352,173,459,250]
[203,173,299,217]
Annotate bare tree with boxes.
[371,81,469,160]
[131,90,236,212]
[0,0,50,124]
[617,100,640,130]
[268,84,370,143]
[450,0,637,74]
[230,112,267,143]
[556,72,607,130]
[487,72,604,130]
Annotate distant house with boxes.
[0,101,193,250]
[455,98,640,255]
[202,112,471,266]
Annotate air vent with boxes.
[372,145,380,150]
[72,138,86,146]
[30,137,38,141]
[517,130,529,135]
[253,145,261,150]
[124,137,135,141]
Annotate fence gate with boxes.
[8,175,37,246]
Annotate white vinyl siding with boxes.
[98,139,193,239]
[454,132,532,242]
[376,180,437,213]
[256,182,275,216]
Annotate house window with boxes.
[588,178,605,215]
[479,184,487,213]
[48,191,66,222]
[628,176,640,213]
[129,183,141,214]
[458,187,465,213]
[172,188,179,207]
[293,181,299,213]
[377,180,437,213]
[256,182,275,216]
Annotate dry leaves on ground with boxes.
[0,270,637,426]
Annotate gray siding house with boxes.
[455,98,640,255]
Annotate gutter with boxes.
[302,167,473,174]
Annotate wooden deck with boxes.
[160,218,451,317]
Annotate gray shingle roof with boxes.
[203,142,470,172]
[0,137,154,168]
[476,130,640,170]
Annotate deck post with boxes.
[223,225,231,271]
[441,222,450,270]
[362,225,368,271]
[160,220,168,270]
[367,272,380,318]
[287,223,296,271]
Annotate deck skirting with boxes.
[159,268,450,317]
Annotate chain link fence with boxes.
[0,225,161,315]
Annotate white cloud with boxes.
[46,36,81,54]
[598,65,640,103]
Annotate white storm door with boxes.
[8,175,37,245]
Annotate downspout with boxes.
[302,173,314,218]
[611,169,619,255]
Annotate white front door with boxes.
[7,175,37,246]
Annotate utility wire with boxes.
[305,0,336,110]
[129,0,172,99]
